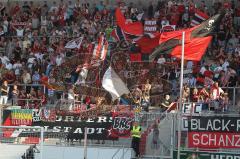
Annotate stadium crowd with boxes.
[0,0,239,113]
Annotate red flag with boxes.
[115,8,144,36]
[149,12,225,61]
[171,36,212,61]
[136,33,161,54]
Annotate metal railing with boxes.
[8,84,46,94]
[14,98,43,108]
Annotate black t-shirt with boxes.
[161,99,170,108]
[1,85,8,95]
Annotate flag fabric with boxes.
[170,36,212,61]
[65,37,83,49]
[135,33,161,54]
[111,26,127,41]
[102,67,130,101]
[115,8,144,36]
[149,12,224,62]
[190,9,209,27]
[92,35,108,61]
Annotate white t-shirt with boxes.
[222,61,229,72]
[23,73,31,84]
[13,63,22,75]
[161,20,169,26]
[200,66,206,75]
[49,6,58,13]
[55,56,63,66]
[157,58,166,64]
[5,63,13,70]
[0,30,4,36]
[35,53,44,61]
[16,29,24,37]
[212,87,224,100]
[214,66,222,78]
[0,56,9,65]
[27,57,36,64]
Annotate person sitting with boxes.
[160,94,171,112]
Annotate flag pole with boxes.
[177,31,185,159]
[84,127,88,159]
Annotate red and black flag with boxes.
[149,12,225,62]
[111,26,127,41]
[190,9,209,27]
[115,8,144,36]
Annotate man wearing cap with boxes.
[131,121,141,158]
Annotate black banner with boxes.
[188,116,240,132]
[32,115,117,140]
[2,109,118,140]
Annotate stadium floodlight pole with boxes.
[177,31,185,159]
[84,127,88,159]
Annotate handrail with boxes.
[13,98,44,108]
[16,98,42,101]
[8,84,45,87]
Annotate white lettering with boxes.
[213,119,221,131]
[237,120,240,131]
[97,116,107,123]
[191,119,198,130]
[222,120,231,131]
[207,120,214,131]
[211,155,219,159]
[55,116,62,121]
[199,119,205,131]
[74,128,83,133]
[86,118,94,122]
[235,135,240,147]
[218,135,225,146]
[52,126,61,132]
[43,126,49,131]
[64,127,72,132]
[96,128,105,134]
[209,134,217,146]
[201,134,209,145]
[226,134,234,146]
[87,128,95,134]
[64,116,74,122]
[193,134,200,145]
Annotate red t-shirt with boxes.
[196,77,204,84]
[178,5,185,14]
[58,13,65,26]
[170,14,179,25]
[204,70,213,78]
[11,5,20,15]
[224,2,231,9]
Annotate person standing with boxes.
[0,80,9,105]
[131,121,141,158]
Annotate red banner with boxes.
[188,132,240,149]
